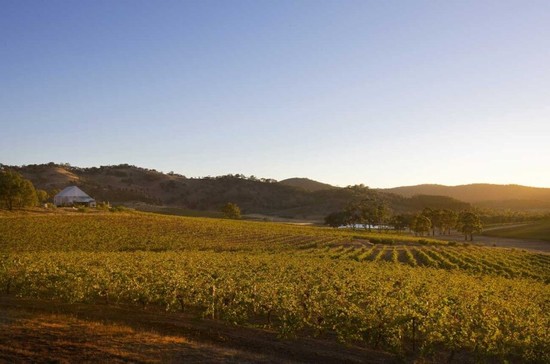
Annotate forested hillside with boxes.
[6,163,472,219]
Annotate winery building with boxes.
[54,186,96,207]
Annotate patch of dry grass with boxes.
[0,308,277,363]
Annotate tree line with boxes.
[0,169,50,210]
[325,199,483,241]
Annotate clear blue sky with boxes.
[1,0,549,188]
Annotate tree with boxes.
[389,214,412,233]
[440,209,458,235]
[344,202,362,229]
[358,200,377,231]
[375,203,391,231]
[36,189,49,204]
[411,214,431,236]
[0,170,38,210]
[431,209,444,235]
[221,202,241,219]
[345,198,389,231]
[324,211,349,228]
[421,208,442,236]
[457,211,482,241]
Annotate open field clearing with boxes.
[1,211,549,362]
[483,219,550,242]
[442,232,550,252]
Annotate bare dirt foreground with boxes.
[0,296,393,364]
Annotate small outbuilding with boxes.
[54,186,96,207]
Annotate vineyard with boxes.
[1,211,549,362]
[0,212,443,252]
[305,244,550,282]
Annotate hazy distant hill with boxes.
[5,163,477,219]
[279,178,336,192]
[384,184,550,210]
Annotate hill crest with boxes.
[383,183,550,210]
[279,178,336,192]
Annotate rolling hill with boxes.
[4,163,473,219]
[278,177,336,192]
[9,163,550,216]
[383,184,550,210]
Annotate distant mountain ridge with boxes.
[383,183,550,210]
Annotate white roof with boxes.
[55,186,94,199]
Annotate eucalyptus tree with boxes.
[457,211,482,241]
[441,209,458,235]
[411,214,431,236]
[0,169,38,210]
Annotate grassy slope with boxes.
[483,219,550,241]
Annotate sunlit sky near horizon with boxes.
[1,0,550,188]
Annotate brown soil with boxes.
[0,296,395,364]
[396,249,409,264]
[382,248,394,261]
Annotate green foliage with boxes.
[35,189,49,204]
[221,202,241,219]
[0,250,548,362]
[344,198,390,231]
[0,169,38,210]
[411,214,431,236]
[369,237,395,245]
[404,194,470,210]
[388,214,411,232]
[324,211,348,228]
[440,209,458,235]
[109,205,131,213]
[457,211,483,241]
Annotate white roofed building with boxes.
[54,186,96,207]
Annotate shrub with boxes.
[110,206,129,213]
[369,238,394,245]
